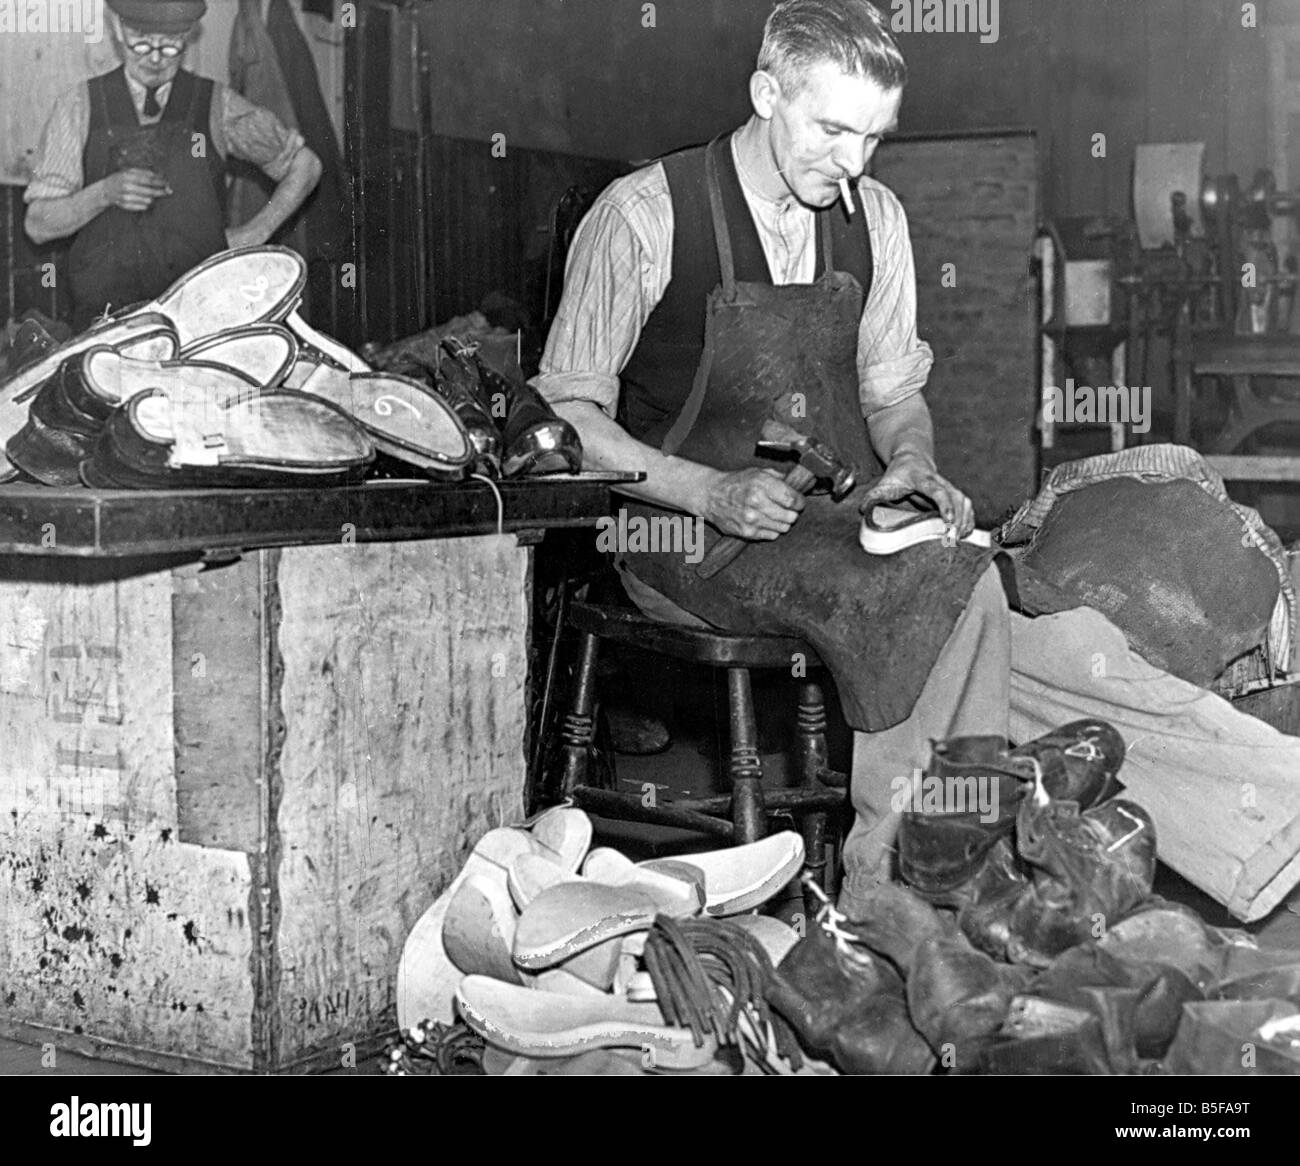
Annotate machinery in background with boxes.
[1039,145,1300,469]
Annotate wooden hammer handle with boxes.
[696,464,817,579]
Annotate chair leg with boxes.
[800,811,829,919]
[795,680,829,788]
[796,680,832,908]
[560,632,600,796]
[726,667,766,845]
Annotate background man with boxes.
[24,0,322,328]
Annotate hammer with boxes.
[695,418,856,579]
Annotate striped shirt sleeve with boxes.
[856,177,935,415]
[532,162,674,416]
[214,85,306,182]
[24,84,90,202]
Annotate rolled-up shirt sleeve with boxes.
[532,167,671,417]
[24,87,89,201]
[856,178,934,415]
[216,86,306,182]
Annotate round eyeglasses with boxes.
[126,39,184,59]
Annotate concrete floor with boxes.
[0,1036,161,1075]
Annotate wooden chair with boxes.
[557,601,849,916]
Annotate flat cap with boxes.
[107,0,207,34]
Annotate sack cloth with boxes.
[1001,444,1293,690]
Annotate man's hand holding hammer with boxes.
[696,420,858,578]
[702,467,807,541]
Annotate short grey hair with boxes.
[758,0,907,95]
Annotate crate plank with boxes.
[0,822,257,1069]
[173,556,272,853]
[0,560,176,827]
[0,821,257,1069]
[271,535,529,1067]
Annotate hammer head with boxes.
[757,418,856,499]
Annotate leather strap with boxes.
[704,139,736,299]
[820,202,835,277]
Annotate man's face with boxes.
[116,20,187,88]
[756,60,901,208]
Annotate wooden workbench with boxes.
[0,474,633,1073]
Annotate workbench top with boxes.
[0,472,640,558]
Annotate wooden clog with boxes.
[455,975,719,1069]
[396,808,593,1029]
[442,873,523,984]
[513,882,665,971]
[642,831,806,916]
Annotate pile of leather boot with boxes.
[0,246,581,489]
[393,805,823,1075]
[774,719,1300,1075]
[898,720,1147,968]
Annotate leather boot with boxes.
[897,735,1031,901]
[954,837,1031,961]
[470,349,583,477]
[429,338,503,476]
[7,317,59,376]
[1164,1000,1300,1074]
[1006,790,1157,967]
[835,881,948,977]
[1009,718,1126,808]
[981,995,1116,1074]
[1096,903,1230,992]
[6,362,106,486]
[767,907,934,1074]
[1029,943,1202,1062]
[906,934,1031,1072]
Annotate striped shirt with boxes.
[533,132,934,419]
[24,71,306,203]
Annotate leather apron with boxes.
[68,67,228,330]
[618,137,994,731]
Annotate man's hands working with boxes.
[705,451,974,543]
[551,395,974,543]
[859,449,975,537]
[862,394,976,537]
[701,467,806,540]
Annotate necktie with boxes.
[143,86,162,117]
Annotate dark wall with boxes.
[1,1,1275,334]
[418,0,1271,220]
[419,0,769,161]
[895,0,1268,219]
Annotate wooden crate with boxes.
[0,535,530,1072]
[1232,681,1300,737]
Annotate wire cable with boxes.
[469,471,504,536]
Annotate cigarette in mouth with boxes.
[839,177,855,216]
